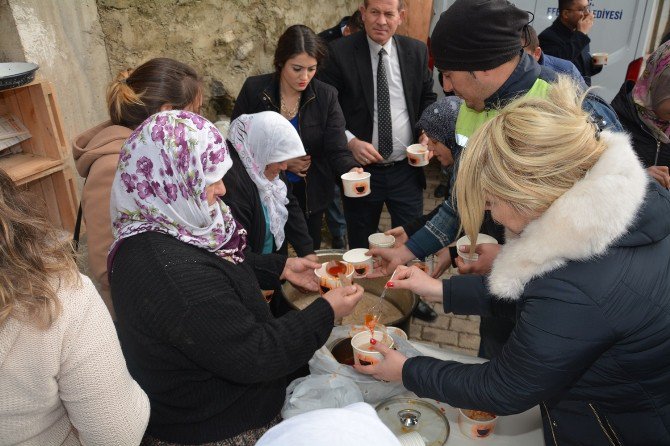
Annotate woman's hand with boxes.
[349,167,364,174]
[322,284,365,319]
[353,341,407,382]
[647,165,670,189]
[431,247,452,278]
[455,243,501,275]
[385,226,408,246]
[366,245,415,278]
[387,265,443,303]
[281,257,321,293]
[287,155,312,177]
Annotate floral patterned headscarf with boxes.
[110,110,246,263]
[227,112,306,249]
[633,41,670,144]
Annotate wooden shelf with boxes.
[0,80,77,232]
[0,152,62,185]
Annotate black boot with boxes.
[412,300,437,322]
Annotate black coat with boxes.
[611,80,670,169]
[231,74,358,216]
[403,133,670,445]
[111,232,333,443]
[539,19,602,86]
[223,146,313,257]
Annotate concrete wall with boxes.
[96,0,361,120]
[2,0,111,148]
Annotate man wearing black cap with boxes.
[369,0,621,357]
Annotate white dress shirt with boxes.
[346,36,413,162]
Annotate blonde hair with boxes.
[0,170,78,328]
[455,76,607,248]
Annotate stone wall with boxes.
[96,0,360,121]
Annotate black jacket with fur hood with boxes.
[403,131,670,445]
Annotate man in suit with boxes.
[320,0,436,250]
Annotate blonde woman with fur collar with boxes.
[355,78,670,445]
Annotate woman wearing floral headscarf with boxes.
[224,111,312,258]
[612,41,670,188]
[108,110,364,446]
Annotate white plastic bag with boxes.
[308,325,422,404]
[281,373,363,419]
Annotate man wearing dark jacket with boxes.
[539,0,602,86]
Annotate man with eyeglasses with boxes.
[539,0,601,86]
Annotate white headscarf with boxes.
[227,111,306,249]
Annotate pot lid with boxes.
[375,397,449,446]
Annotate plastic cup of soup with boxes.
[406,144,429,167]
[343,248,374,278]
[314,261,355,296]
[592,52,608,66]
[458,408,498,439]
[341,171,371,197]
[368,233,395,249]
[351,329,394,365]
[455,233,499,263]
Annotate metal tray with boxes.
[0,62,39,91]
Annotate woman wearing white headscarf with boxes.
[225,111,313,257]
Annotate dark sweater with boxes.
[223,146,313,257]
[110,232,334,444]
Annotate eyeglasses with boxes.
[564,6,590,13]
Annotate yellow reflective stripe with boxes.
[455,78,552,140]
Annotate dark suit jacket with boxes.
[319,31,436,146]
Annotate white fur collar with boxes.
[488,131,648,300]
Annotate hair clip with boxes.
[588,115,605,141]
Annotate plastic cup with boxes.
[351,329,394,365]
[343,248,374,278]
[341,171,371,197]
[406,144,429,167]
[314,261,355,296]
[457,408,498,439]
[455,233,499,263]
[368,233,395,249]
[592,52,608,66]
[387,326,408,341]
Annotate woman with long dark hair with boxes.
[232,24,361,250]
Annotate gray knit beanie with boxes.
[417,96,462,152]
[431,0,530,71]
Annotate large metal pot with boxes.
[282,249,418,332]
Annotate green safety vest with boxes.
[454,78,552,144]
